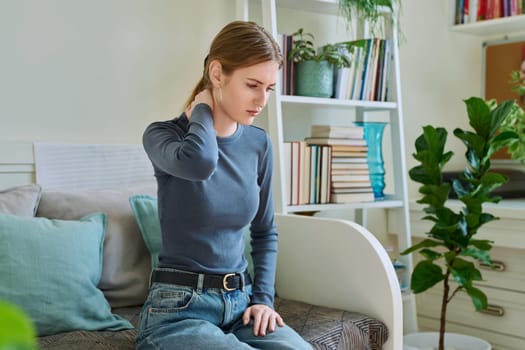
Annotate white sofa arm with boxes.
[274,214,402,350]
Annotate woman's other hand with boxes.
[242,304,284,337]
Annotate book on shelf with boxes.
[320,145,332,204]
[305,137,367,146]
[332,151,368,157]
[331,38,392,102]
[331,186,373,194]
[331,157,368,163]
[283,141,292,205]
[331,168,369,175]
[284,142,333,206]
[278,33,294,95]
[331,174,371,182]
[299,142,310,205]
[454,0,525,24]
[331,180,372,188]
[331,162,369,170]
[310,124,364,139]
[330,144,368,152]
[331,191,375,204]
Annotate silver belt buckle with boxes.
[222,273,236,291]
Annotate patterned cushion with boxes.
[38,299,388,350]
[274,297,389,350]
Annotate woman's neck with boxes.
[213,112,238,137]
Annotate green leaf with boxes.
[469,239,493,251]
[410,260,446,293]
[464,285,488,311]
[419,248,442,260]
[461,247,492,265]
[465,97,491,139]
[489,99,515,137]
[401,238,443,255]
[450,258,482,286]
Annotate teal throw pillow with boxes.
[0,213,133,336]
[129,195,162,268]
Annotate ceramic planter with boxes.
[403,332,491,350]
[294,60,334,98]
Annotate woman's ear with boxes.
[208,60,223,88]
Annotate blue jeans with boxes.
[136,272,312,350]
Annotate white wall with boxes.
[0,0,505,196]
[0,0,235,143]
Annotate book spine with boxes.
[469,0,479,22]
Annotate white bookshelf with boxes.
[238,0,417,334]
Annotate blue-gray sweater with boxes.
[143,103,277,307]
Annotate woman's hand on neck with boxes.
[184,88,237,137]
[185,89,214,119]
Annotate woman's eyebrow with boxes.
[247,78,276,86]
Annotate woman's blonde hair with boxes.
[184,20,283,110]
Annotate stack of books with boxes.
[306,125,375,204]
[283,141,331,206]
[283,124,376,205]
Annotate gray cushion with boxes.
[36,184,156,308]
[0,184,42,216]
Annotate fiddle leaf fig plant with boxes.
[401,97,517,350]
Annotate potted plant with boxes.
[401,96,520,350]
[337,0,401,34]
[288,28,351,98]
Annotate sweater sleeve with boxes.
[143,104,218,181]
[249,134,278,307]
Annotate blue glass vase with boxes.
[354,122,387,200]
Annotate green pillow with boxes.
[129,195,162,268]
[0,213,133,336]
[129,195,254,277]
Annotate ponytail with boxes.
[184,77,207,111]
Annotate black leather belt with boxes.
[150,269,250,291]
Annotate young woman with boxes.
[136,21,312,350]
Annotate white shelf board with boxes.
[450,14,525,36]
[288,197,404,212]
[279,95,398,110]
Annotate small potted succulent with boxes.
[288,28,351,98]
[402,97,520,350]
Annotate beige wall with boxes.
[1,0,520,196]
[0,0,235,144]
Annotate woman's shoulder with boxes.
[243,124,270,140]
[243,125,271,148]
[145,113,188,134]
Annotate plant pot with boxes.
[403,332,491,350]
[294,60,334,98]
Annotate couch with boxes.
[0,143,403,350]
